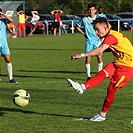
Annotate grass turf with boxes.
[0,32,133,133]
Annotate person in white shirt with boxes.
[28,11,40,37]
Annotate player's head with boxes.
[0,8,2,12]
[93,17,109,39]
[88,3,97,17]
[98,7,103,14]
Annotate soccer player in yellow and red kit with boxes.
[67,17,133,122]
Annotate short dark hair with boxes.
[0,8,2,12]
[88,3,97,9]
[93,17,108,26]
[98,7,103,10]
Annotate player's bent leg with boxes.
[103,62,115,78]
[84,70,106,89]
[67,70,107,94]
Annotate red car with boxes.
[25,16,46,34]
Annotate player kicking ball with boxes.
[67,17,133,122]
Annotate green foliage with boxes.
[1,0,133,14]
[0,32,132,132]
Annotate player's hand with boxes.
[84,34,87,38]
[71,54,82,60]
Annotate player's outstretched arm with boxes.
[71,44,109,60]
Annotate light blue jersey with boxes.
[77,14,103,52]
[0,18,10,55]
[97,13,107,18]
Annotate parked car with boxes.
[65,15,81,23]
[25,16,46,34]
[116,12,133,24]
[75,14,87,18]
[60,15,81,32]
[60,15,72,32]
[106,14,130,31]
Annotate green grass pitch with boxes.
[0,32,132,133]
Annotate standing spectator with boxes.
[131,18,133,31]
[0,8,17,83]
[76,3,103,79]
[17,10,28,37]
[28,11,40,37]
[51,9,63,36]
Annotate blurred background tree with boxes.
[1,0,133,14]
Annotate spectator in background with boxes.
[28,11,40,37]
[97,6,106,18]
[131,18,133,31]
[7,21,16,38]
[0,8,17,83]
[17,10,28,37]
[60,21,68,34]
[51,9,63,36]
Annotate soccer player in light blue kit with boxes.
[76,3,103,79]
[97,7,107,18]
[0,8,17,83]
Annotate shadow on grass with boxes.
[0,70,97,80]
[11,48,82,51]
[0,107,89,119]
[18,70,86,74]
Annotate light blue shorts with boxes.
[85,39,103,56]
[0,43,10,56]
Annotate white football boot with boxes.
[67,78,84,94]
[89,113,106,122]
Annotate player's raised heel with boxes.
[89,113,106,122]
[67,78,84,94]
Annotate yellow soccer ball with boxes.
[12,89,30,107]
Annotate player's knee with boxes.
[98,70,107,78]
